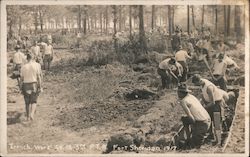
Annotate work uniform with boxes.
[213,59,227,90]
[201,79,223,121]
[13,51,26,79]
[158,58,183,89]
[21,60,42,105]
[31,45,41,63]
[181,94,211,147]
[175,50,190,82]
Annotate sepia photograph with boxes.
[0,0,249,156]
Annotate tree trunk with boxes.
[100,12,103,34]
[201,5,204,27]
[151,5,155,30]
[34,8,38,35]
[235,5,241,43]
[78,5,81,32]
[83,9,87,34]
[172,7,175,32]
[129,6,132,38]
[38,6,43,32]
[215,6,218,35]
[138,5,147,54]
[168,5,172,37]
[224,6,227,36]
[227,6,231,36]
[119,5,122,31]
[187,5,190,35]
[191,6,195,29]
[105,6,109,34]
[113,5,118,53]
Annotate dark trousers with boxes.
[205,100,222,137]
[181,116,210,148]
[192,120,210,148]
[213,75,227,91]
[157,68,170,89]
[177,61,188,82]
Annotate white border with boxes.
[0,0,249,157]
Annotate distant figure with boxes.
[20,53,43,121]
[175,46,191,82]
[76,32,81,48]
[177,84,211,149]
[192,74,224,145]
[157,57,183,89]
[40,40,54,70]
[171,30,181,53]
[30,41,41,64]
[212,53,227,91]
[12,45,27,87]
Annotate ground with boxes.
[7,48,245,154]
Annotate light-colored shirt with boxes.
[41,42,53,55]
[13,51,26,65]
[213,59,227,75]
[175,50,189,62]
[201,78,223,102]
[224,56,239,68]
[181,94,211,121]
[21,61,41,83]
[31,45,40,57]
[159,58,171,69]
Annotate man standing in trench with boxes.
[177,83,211,149]
[192,74,224,145]
[20,53,43,121]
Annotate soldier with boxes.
[177,84,211,149]
[20,53,43,121]
[192,74,224,145]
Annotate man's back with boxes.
[175,50,188,61]
[21,61,41,83]
[182,94,210,121]
[13,51,26,64]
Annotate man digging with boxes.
[177,83,211,149]
[192,74,224,146]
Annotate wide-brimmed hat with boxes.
[14,45,21,50]
[178,84,192,93]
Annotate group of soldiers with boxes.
[11,35,54,121]
[157,27,239,148]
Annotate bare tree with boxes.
[129,6,132,37]
[201,5,205,27]
[151,5,155,30]
[215,6,218,35]
[235,5,241,43]
[138,5,147,53]
[168,5,172,36]
[227,5,231,36]
[112,5,118,53]
[187,5,190,35]
[191,6,195,29]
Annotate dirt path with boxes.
[7,50,108,154]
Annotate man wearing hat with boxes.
[212,53,227,91]
[20,52,43,121]
[192,74,224,145]
[177,83,211,148]
[12,45,27,87]
[175,45,191,82]
[157,57,183,89]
